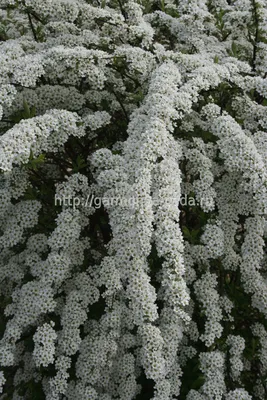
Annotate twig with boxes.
[252,0,259,72]
[27,12,38,42]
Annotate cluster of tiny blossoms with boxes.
[0,0,266,399]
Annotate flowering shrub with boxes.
[0,0,266,399]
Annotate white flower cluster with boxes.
[45,355,71,399]
[241,217,267,317]
[125,1,154,48]
[0,110,85,171]
[194,272,223,347]
[0,372,5,394]
[226,335,245,382]
[182,138,216,212]
[44,46,109,89]
[251,323,267,377]
[33,322,57,367]
[200,221,225,259]
[4,85,85,117]
[187,351,226,400]
[225,389,252,400]
[0,200,41,248]
[198,351,226,399]
[0,0,266,398]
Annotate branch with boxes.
[252,0,259,72]
[27,12,38,42]
[116,0,128,21]
[106,83,129,123]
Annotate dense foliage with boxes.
[0,0,267,399]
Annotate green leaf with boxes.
[159,0,165,11]
[182,226,191,241]
[231,41,238,57]
[25,151,46,170]
[192,375,205,389]
[72,155,88,172]
[10,100,36,123]
[23,98,31,118]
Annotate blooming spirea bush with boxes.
[0,0,266,399]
